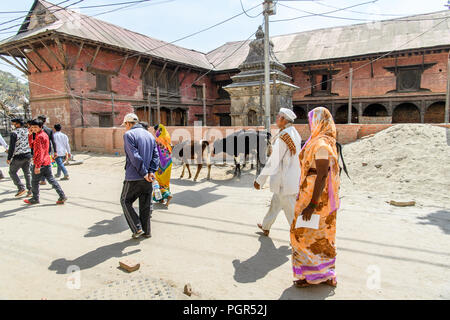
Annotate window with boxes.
[247,110,258,126]
[320,74,329,91]
[218,113,231,126]
[195,86,203,100]
[99,114,112,127]
[384,63,435,93]
[304,68,339,97]
[96,73,109,92]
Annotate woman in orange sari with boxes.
[291,107,340,288]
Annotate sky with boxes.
[0,0,448,79]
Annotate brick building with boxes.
[0,0,449,142]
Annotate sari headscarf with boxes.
[154,124,172,200]
[298,107,340,213]
[290,107,340,285]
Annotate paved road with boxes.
[0,152,449,299]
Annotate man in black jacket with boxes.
[37,115,57,185]
[7,118,32,197]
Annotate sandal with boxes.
[257,223,269,236]
[294,280,311,288]
[165,195,173,207]
[325,279,337,287]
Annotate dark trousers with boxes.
[120,180,153,235]
[32,165,65,200]
[9,157,31,191]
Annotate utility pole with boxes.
[202,83,207,126]
[156,86,161,124]
[111,92,115,127]
[263,0,275,132]
[445,55,449,124]
[348,67,353,124]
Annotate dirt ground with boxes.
[0,151,449,300]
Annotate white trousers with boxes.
[261,193,296,230]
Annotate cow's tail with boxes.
[336,142,350,180]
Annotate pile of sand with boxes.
[341,124,450,206]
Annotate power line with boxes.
[240,0,261,18]
[0,0,74,28]
[0,0,85,33]
[0,28,259,114]
[314,1,406,17]
[106,1,263,63]
[299,16,450,94]
[0,0,167,41]
[272,0,378,22]
[278,2,450,22]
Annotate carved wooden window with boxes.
[384,63,435,93]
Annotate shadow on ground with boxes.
[279,284,335,300]
[48,239,141,274]
[170,186,226,208]
[232,235,290,283]
[85,215,129,237]
[417,209,450,234]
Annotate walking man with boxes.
[37,115,57,185]
[24,119,67,205]
[120,113,159,239]
[53,124,71,180]
[7,118,32,197]
[254,108,302,236]
[0,131,7,180]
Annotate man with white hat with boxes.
[254,107,302,236]
[120,113,160,239]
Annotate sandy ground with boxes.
[0,151,449,300]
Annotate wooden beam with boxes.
[179,67,191,85]
[54,37,67,68]
[40,40,64,68]
[157,62,167,81]
[140,57,152,79]
[88,45,100,68]
[117,53,129,74]
[71,41,84,69]
[128,55,141,78]
[29,44,52,71]
[169,65,179,81]
[16,46,41,73]
[0,55,30,75]
[6,50,29,73]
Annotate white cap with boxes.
[122,113,139,125]
[278,108,297,122]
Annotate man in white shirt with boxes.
[0,132,8,180]
[254,108,302,236]
[53,124,71,180]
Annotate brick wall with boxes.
[73,124,450,154]
[290,52,449,99]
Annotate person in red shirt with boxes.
[24,119,67,205]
